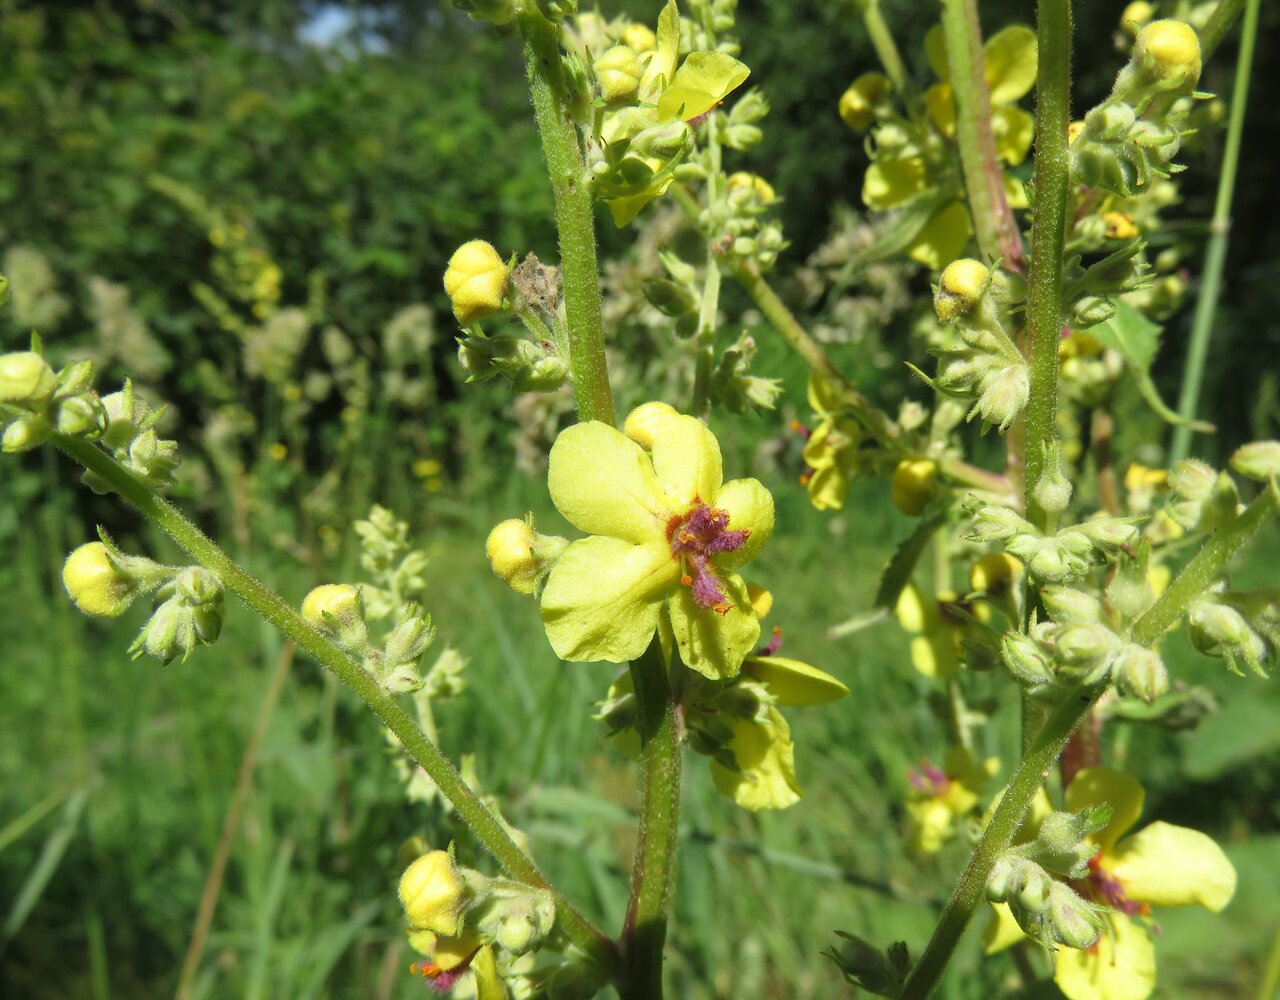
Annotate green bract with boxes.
[538,405,773,679]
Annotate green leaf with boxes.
[874,514,947,609]
[657,52,750,122]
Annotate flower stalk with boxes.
[855,0,910,93]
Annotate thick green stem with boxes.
[1170,0,1258,462]
[855,0,910,92]
[1022,0,1073,530]
[691,136,724,417]
[520,13,615,426]
[1199,0,1245,62]
[940,0,1025,269]
[901,482,1277,997]
[52,434,617,971]
[621,640,682,1000]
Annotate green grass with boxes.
[2,456,1278,999]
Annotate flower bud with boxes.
[301,583,367,649]
[1045,880,1105,949]
[624,401,680,449]
[965,503,1034,543]
[1032,810,1106,878]
[934,259,989,323]
[1113,644,1169,702]
[443,241,509,326]
[1054,621,1121,674]
[1075,516,1141,550]
[56,392,107,439]
[891,458,937,516]
[838,72,892,130]
[485,519,566,596]
[1001,631,1054,689]
[1230,441,1280,482]
[400,851,467,936]
[595,45,642,104]
[450,0,518,25]
[488,893,557,954]
[726,171,777,208]
[63,542,139,617]
[0,351,58,408]
[1135,19,1201,89]
[1033,464,1073,515]
[1121,1,1155,33]
[1040,586,1104,623]
[622,23,656,53]
[385,609,435,668]
[2,414,51,453]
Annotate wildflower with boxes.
[895,583,969,679]
[800,374,870,512]
[63,542,140,618]
[400,850,467,937]
[537,404,773,679]
[905,747,1000,853]
[596,45,643,104]
[443,241,509,326]
[838,72,893,131]
[0,351,58,407]
[1134,19,1201,89]
[485,518,567,596]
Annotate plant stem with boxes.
[51,434,618,972]
[1169,0,1258,462]
[621,640,682,1000]
[900,481,1278,997]
[520,12,616,426]
[1199,0,1246,62]
[1022,0,1073,531]
[692,133,724,417]
[940,0,1025,270]
[855,0,910,92]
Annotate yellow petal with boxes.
[1004,173,1029,209]
[924,23,949,80]
[742,655,849,705]
[925,83,956,138]
[656,51,750,122]
[667,572,759,680]
[806,464,848,511]
[713,477,774,569]
[1055,913,1156,1000]
[1066,767,1145,852]
[984,24,1038,104]
[650,413,722,507]
[540,537,678,663]
[862,157,927,211]
[710,706,801,811]
[639,0,679,101]
[907,200,973,269]
[474,946,506,1000]
[896,583,935,634]
[1109,821,1236,912]
[548,421,671,544]
[982,901,1027,954]
[993,106,1034,165]
[606,178,674,227]
[910,633,959,679]
[806,372,844,416]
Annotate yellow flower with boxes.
[400,850,467,936]
[905,746,1000,853]
[443,240,509,326]
[1135,19,1201,89]
[62,542,138,618]
[301,583,361,628]
[839,72,893,130]
[539,404,773,679]
[891,459,938,516]
[894,583,968,679]
[800,374,868,512]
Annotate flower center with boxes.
[1078,853,1148,916]
[907,760,951,797]
[666,500,750,614]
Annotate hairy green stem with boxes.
[901,482,1278,997]
[621,640,682,1000]
[940,0,1025,269]
[51,434,618,971]
[691,135,724,417]
[1199,0,1245,62]
[520,12,616,426]
[1022,0,1072,530]
[855,0,910,92]
[1170,0,1258,462]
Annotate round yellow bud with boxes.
[301,583,361,627]
[891,459,938,516]
[1135,19,1201,87]
[934,259,989,323]
[1103,212,1139,240]
[1121,1,1155,33]
[399,851,466,937]
[727,172,777,205]
[0,351,58,408]
[622,23,656,53]
[1067,120,1085,146]
[969,552,1024,595]
[63,542,136,617]
[596,45,642,104]
[838,72,892,131]
[443,240,509,326]
[623,401,679,449]
[486,519,540,595]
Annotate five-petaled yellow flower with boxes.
[986,767,1236,1000]
[539,403,774,680]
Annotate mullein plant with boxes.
[3,0,1277,998]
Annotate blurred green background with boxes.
[2,1,1279,997]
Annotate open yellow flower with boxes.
[539,404,773,680]
[800,374,870,512]
[905,746,1000,853]
[894,583,969,679]
[987,768,1236,1000]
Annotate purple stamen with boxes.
[667,501,751,612]
[907,760,950,796]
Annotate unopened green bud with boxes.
[1070,294,1116,328]
[1032,810,1108,878]
[631,119,692,159]
[55,392,107,438]
[934,259,989,323]
[596,45,642,104]
[1076,516,1141,550]
[1041,586,1104,623]
[838,72,893,130]
[2,415,50,453]
[1054,621,1121,676]
[965,502,1034,542]
[131,571,225,664]
[385,609,435,668]
[1230,441,1280,482]
[0,351,58,408]
[1033,450,1073,514]
[1001,631,1054,689]
[450,0,518,26]
[489,892,557,954]
[1045,880,1105,949]
[1169,458,1216,500]
[1113,644,1169,702]
[975,364,1029,431]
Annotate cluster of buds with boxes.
[1187,583,1278,677]
[1,342,107,453]
[302,584,436,694]
[708,332,784,414]
[1071,19,1204,197]
[1164,458,1242,532]
[925,260,1029,432]
[353,504,432,621]
[85,380,181,492]
[62,537,225,664]
[1062,238,1154,330]
[1001,585,1169,702]
[965,498,1142,585]
[398,847,566,995]
[986,807,1112,950]
[717,170,787,270]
